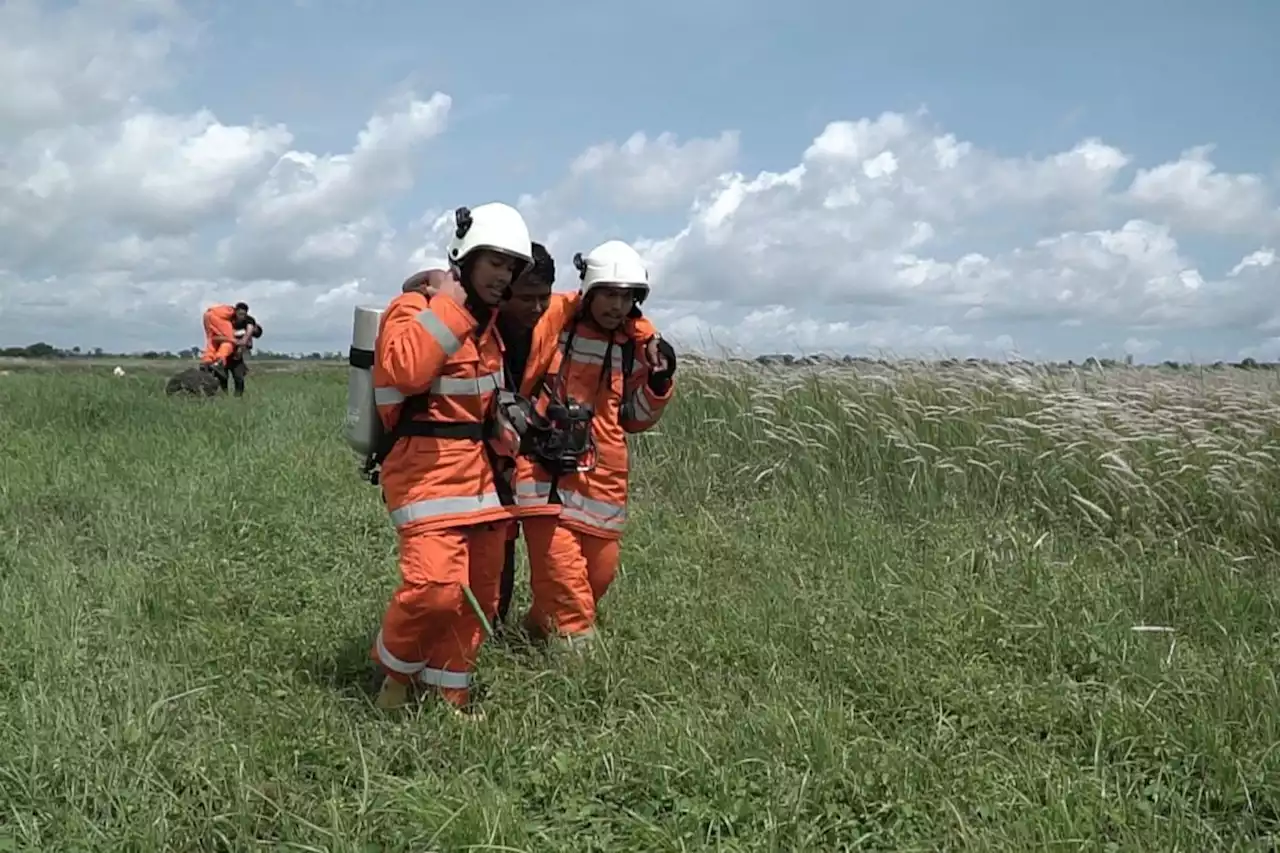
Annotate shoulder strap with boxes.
[619,337,636,419]
[621,337,635,387]
[528,318,578,405]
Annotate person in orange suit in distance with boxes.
[369,202,533,718]
[200,302,247,371]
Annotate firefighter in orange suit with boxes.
[517,240,677,644]
[369,202,533,717]
[200,303,240,369]
[402,246,557,632]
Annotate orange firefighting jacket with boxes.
[372,290,515,533]
[200,304,237,364]
[515,293,674,539]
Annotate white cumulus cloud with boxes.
[0,2,1278,363]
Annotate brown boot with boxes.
[373,676,411,710]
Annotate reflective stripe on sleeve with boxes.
[416,308,463,356]
[626,385,657,423]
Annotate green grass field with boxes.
[2,361,1279,851]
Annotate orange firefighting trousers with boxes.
[371,522,506,706]
[201,310,236,365]
[523,516,620,638]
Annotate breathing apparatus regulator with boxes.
[535,397,597,475]
[487,389,597,476]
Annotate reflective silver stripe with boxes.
[558,488,627,532]
[418,667,471,689]
[558,333,623,369]
[416,308,462,356]
[375,629,425,675]
[374,386,405,406]
[627,386,656,423]
[558,332,609,355]
[376,370,502,407]
[516,480,552,506]
[388,492,507,527]
[431,369,503,396]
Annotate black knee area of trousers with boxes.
[229,360,247,395]
[497,539,517,623]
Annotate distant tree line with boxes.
[0,342,344,361]
[2,341,1276,371]
[741,353,1278,371]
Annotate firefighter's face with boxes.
[470,250,523,305]
[588,287,635,330]
[501,275,552,330]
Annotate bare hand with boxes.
[403,268,465,306]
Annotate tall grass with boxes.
[645,361,1280,549]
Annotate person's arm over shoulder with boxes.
[377,291,478,396]
[518,293,581,395]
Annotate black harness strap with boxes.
[348,346,375,370]
[397,419,485,440]
[619,337,636,423]
[364,388,515,507]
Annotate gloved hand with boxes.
[647,337,676,394]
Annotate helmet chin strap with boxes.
[452,257,490,323]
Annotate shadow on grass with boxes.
[295,618,554,706]
[298,630,383,699]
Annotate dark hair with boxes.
[234,302,249,311]
[528,242,555,285]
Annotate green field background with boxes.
[1,362,1278,851]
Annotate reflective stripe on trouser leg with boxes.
[523,517,598,638]
[422,523,507,707]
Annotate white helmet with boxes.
[447,202,533,273]
[573,240,651,305]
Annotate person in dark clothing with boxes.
[496,242,554,629]
[219,302,263,397]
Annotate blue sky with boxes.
[1,0,1278,361]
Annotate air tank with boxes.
[343,305,384,456]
